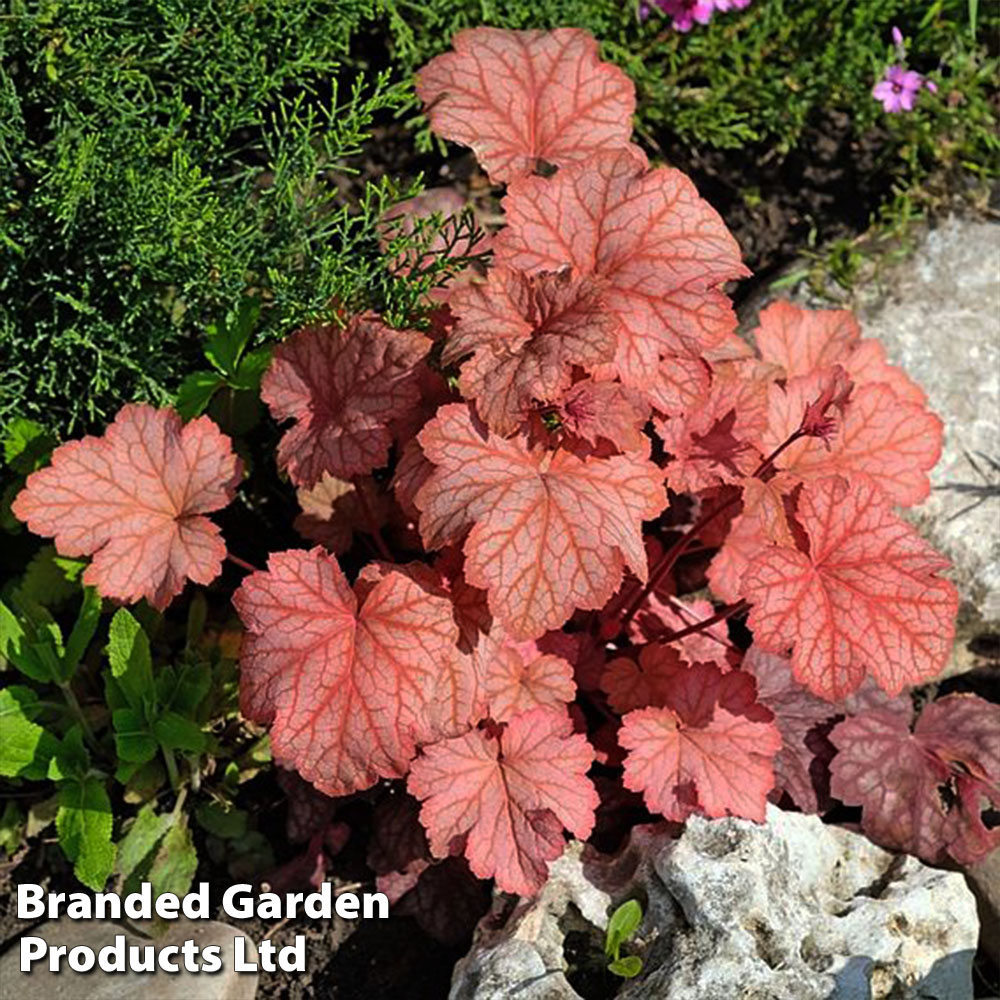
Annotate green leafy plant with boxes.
[0,1,476,438]
[0,551,267,894]
[605,899,644,979]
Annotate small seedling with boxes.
[605,899,643,979]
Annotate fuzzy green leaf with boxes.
[57,776,116,890]
[148,815,198,902]
[195,802,248,840]
[0,801,25,855]
[107,609,154,711]
[47,726,89,783]
[60,587,103,681]
[15,546,86,609]
[3,418,56,474]
[112,709,159,764]
[117,802,173,889]
[0,686,59,779]
[153,711,206,753]
[0,599,63,683]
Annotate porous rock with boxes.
[449,841,614,1000]
[0,915,258,999]
[450,807,980,1000]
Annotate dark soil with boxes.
[666,109,895,296]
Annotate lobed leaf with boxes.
[496,150,748,392]
[744,476,958,700]
[417,28,637,183]
[260,316,430,488]
[408,706,598,895]
[233,548,477,796]
[416,404,666,639]
[11,405,241,610]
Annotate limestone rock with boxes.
[449,841,614,1000]
[624,808,979,1000]
[450,807,980,1000]
[0,916,258,999]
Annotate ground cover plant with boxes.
[2,1,997,441]
[3,27,997,951]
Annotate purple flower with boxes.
[713,0,752,10]
[656,0,715,31]
[891,25,904,48]
[873,65,925,112]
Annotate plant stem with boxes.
[226,552,261,573]
[162,747,180,792]
[657,596,741,653]
[652,600,749,646]
[617,429,807,634]
[59,682,99,751]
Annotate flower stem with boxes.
[226,552,261,573]
[652,599,749,646]
[616,429,806,635]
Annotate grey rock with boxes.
[449,841,613,1000]
[451,807,979,1000]
[624,808,979,1000]
[0,916,258,999]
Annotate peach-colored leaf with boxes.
[557,379,650,453]
[408,706,598,895]
[753,301,926,406]
[416,28,637,183]
[620,664,781,822]
[634,595,737,664]
[415,404,666,639]
[233,548,476,797]
[12,404,241,610]
[740,476,796,547]
[478,632,576,722]
[644,355,710,416]
[261,316,430,487]
[754,301,859,377]
[444,268,616,435]
[706,510,772,604]
[657,366,767,493]
[764,375,942,506]
[744,476,958,700]
[496,150,748,391]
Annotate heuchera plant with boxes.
[13,27,998,904]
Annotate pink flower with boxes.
[713,0,752,10]
[656,0,715,31]
[873,65,925,113]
